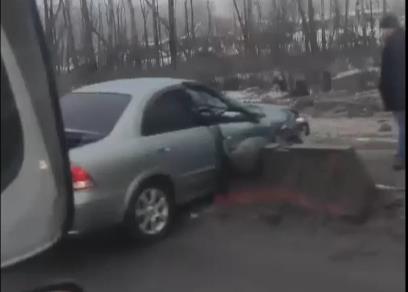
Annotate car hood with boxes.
[247,103,295,128]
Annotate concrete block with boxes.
[261,144,378,220]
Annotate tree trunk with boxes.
[63,0,79,69]
[139,0,149,50]
[184,0,190,38]
[345,0,349,48]
[127,0,141,68]
[255,0,262,30]
[321,0,327,51]
[361,0,368,46]
[151,0,161,67]
[145,0,170,32]
[369,0,375,40]
[190,0,196,42]
[232,0,249,55]
[332,0,340,48]
[246,0,254,55]
[156,0,164,65]
[139,0,150,67]
[233,5,238,36]
[297,0,310,53]
[207,0,213,38]
[80,0,97,70]
[97,3,102,66]
[168,0,177,69]
[308,0,318,53]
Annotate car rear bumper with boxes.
[69,190,122,235]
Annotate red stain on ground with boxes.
[215,186,348,217]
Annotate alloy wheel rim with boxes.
[135,188,169,235]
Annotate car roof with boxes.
[72,78,192,98]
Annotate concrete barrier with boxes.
[261,144,378,221]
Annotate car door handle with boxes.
[157,147,171,153]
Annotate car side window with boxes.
[142,89,198,136]
[187,86,228,110]
[1,60,24,192]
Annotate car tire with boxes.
[124,181,175,242]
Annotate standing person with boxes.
[379,14,406,170]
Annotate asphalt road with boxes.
[2,150,405,292]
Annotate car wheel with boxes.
[124,182,174,242]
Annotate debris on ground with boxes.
[378,123,393,132]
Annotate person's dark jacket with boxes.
[379,28,406,111]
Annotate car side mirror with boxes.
[26,282,83,292]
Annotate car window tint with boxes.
[1,60,24,193]
[60,93,131,136]
[142,89,197,136]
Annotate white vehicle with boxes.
[1,0,81,291]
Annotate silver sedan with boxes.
[60,78,302,241]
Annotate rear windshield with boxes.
[60,92,131,135]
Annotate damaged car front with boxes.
[233,102,310,145]
[219,96,310,174]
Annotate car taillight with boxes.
[71,166,94,191]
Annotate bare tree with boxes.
[168,0,177,68]
[145,0,170,31]
[344,0,350,48]
[232,4,238,36]
[139,0,151,67]
[308,0,318,53]
[127,0,141,68]
[369,0,375,40]
[139,0,149,50]
[321,0,327,50]
[151,0,161,66]
[360,0,368,46]
[190,0,196,42]
[62,0,79,69]
[156,0,165,65]
[207,0,213,38]
[43,0,64,72]
[297,0,310,53]
[184,0,190,38]
[232,0,255,55]
[255,0,262,30]
[246,0,254,50]
[331,0,341,48]
[80,0,97,70]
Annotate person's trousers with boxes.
[394,111,405,161]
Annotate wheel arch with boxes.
[122,171,176,216]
